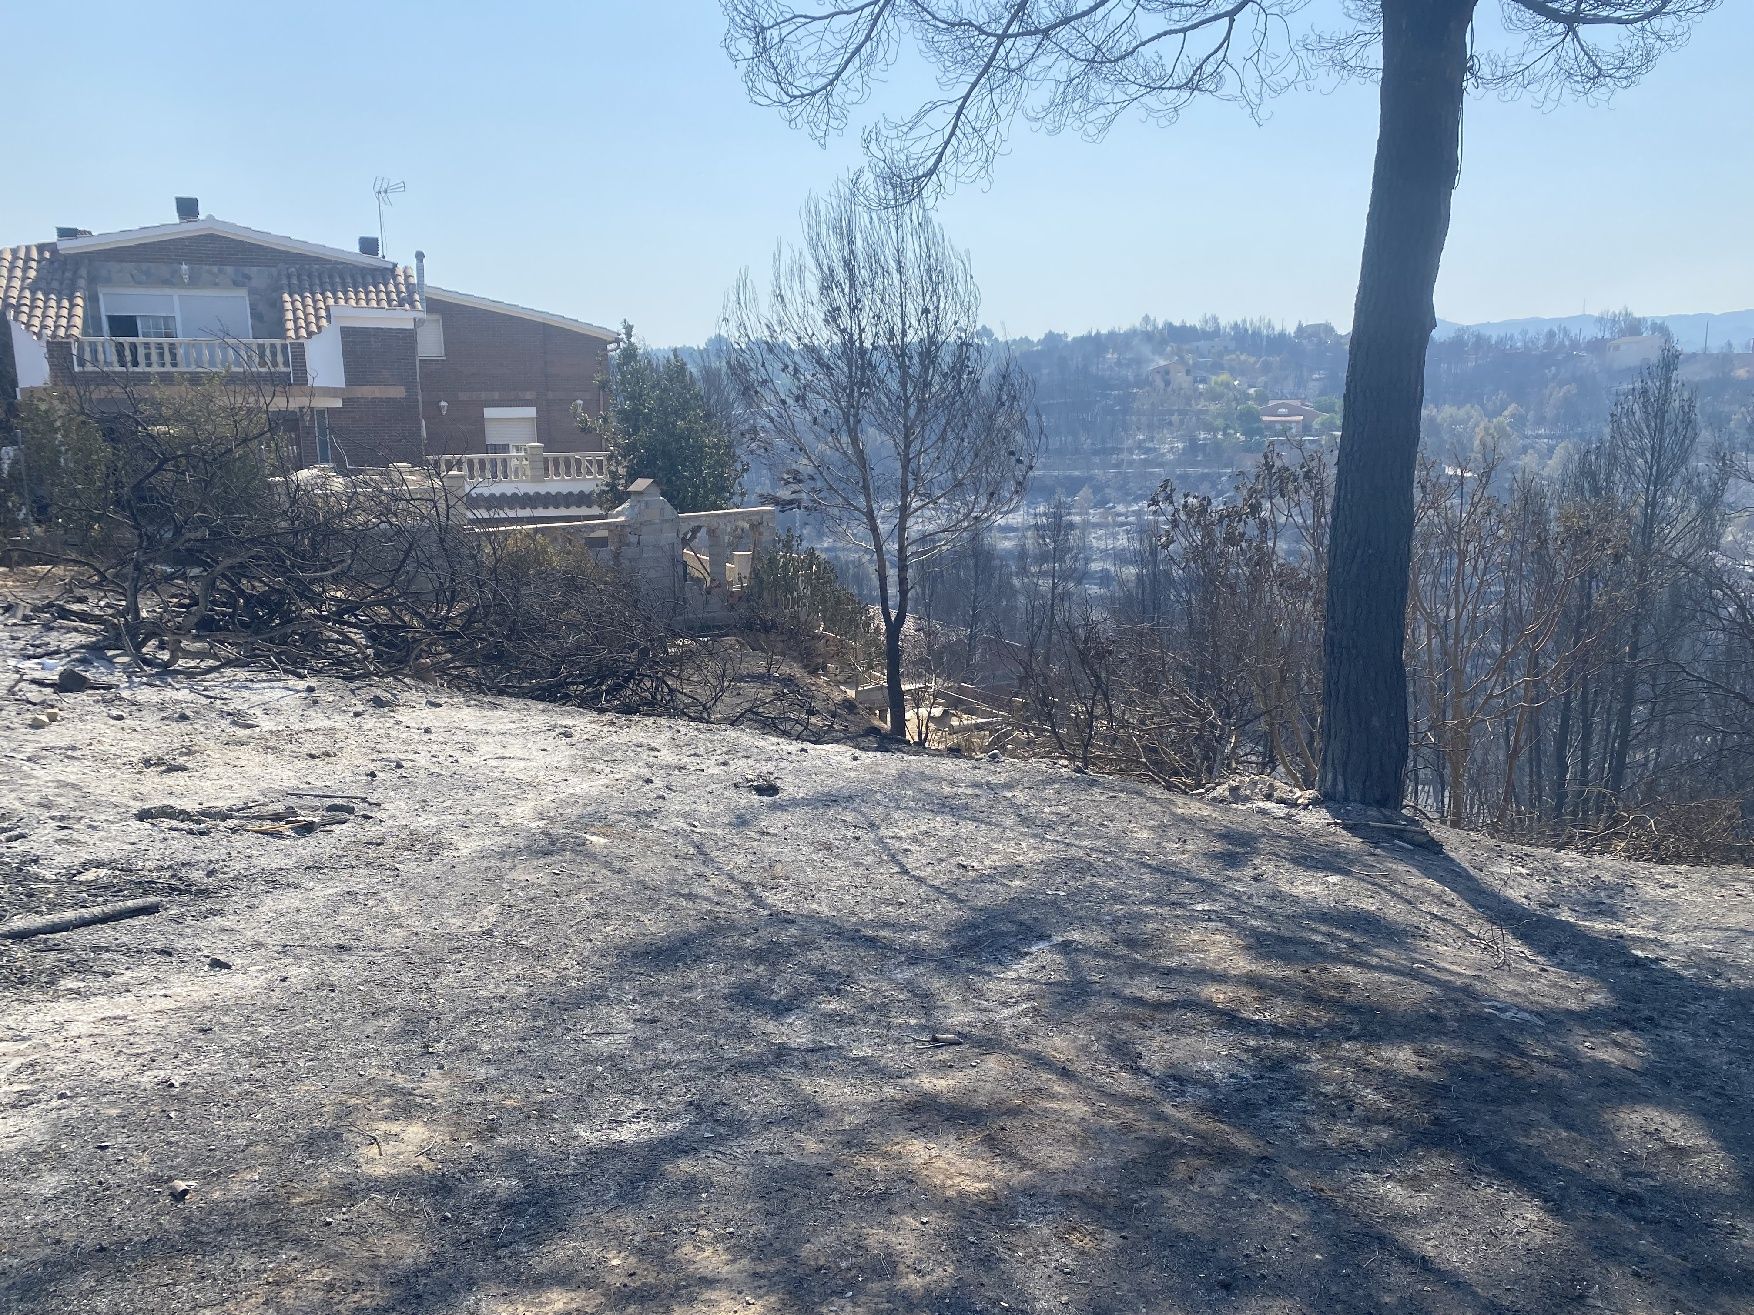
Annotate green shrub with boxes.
[743,531,881,671]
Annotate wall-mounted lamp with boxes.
[178,262,191,284]
[438,400,448,416]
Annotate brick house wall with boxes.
[0,316,16,427]
[66,231,409,340]
[46,340,74,386]
[82,258,285,340]
[324,325,423,467]
[417,295,612,456]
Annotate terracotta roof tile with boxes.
[2,242,419,342]
[280,264,421,339]
[0,244,85,339]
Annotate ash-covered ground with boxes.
[2,616,1751,1314]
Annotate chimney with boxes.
[174,196,200,222]
[357,235,381,257]
[414,249,426,302]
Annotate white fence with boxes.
[428,448,608,484]
[72,337,296,375]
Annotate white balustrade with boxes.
[676,506,775,590]
[431,452,523,482]
[73,337,295,375]
[543,451,608,480]
[428,449,607,484]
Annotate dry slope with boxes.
[1,626,1751,1315]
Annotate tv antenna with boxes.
[372,177,406,255]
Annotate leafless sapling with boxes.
[725,184,1039,736]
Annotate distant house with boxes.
[1147,358,1189,388]
[1605,335,1667,372]
[0,197,617,470]
[1260,399,1322,436]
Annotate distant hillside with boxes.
[1438,309,1754,353]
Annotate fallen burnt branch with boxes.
[1,898,163,941]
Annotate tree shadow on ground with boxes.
[5,785,1750,1315]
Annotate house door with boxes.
[483,407,538,453]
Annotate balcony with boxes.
[428,445,608,523]
[429,449,607,484]
[72,336,297,376]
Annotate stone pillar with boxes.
[523,442,546,481]
[705,522,730,586]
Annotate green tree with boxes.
[745,530,885,671]
[1,393,110,539]
[590,323,745,514]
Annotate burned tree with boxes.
[725,185,1038,737]
[12,374,672,706]
[1597,344,1727,800]
[722,0,1722,806]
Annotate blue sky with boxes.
[2,1,1747,346]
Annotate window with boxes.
[417,315,445,359]
[483,406,538,453]
[176,291,253,339]
[99,289,253,340]
[111,314,178,338]
[103,292,178,339]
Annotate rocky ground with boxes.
[1,612,1751,1315]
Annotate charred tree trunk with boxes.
[884,615,907,738]
[1575,674,1597,822]
[1551,576,1595,826]
[1528,696,1545,824]
[1551,681,1573,826]
[886,553,913,739]
[1607,603,1646,799]
[1319,0,1476,809]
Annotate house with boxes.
[1146,358,1189,388]
[1259,399,1322,436]
[1604,334,1667,372]
[0,197,617,474]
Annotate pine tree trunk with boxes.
[1552,679,1573,826]
[1319,0,1476,809]
[1606,620,1642,799]
[1576,675,1597,822]
[884,618,907,739]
